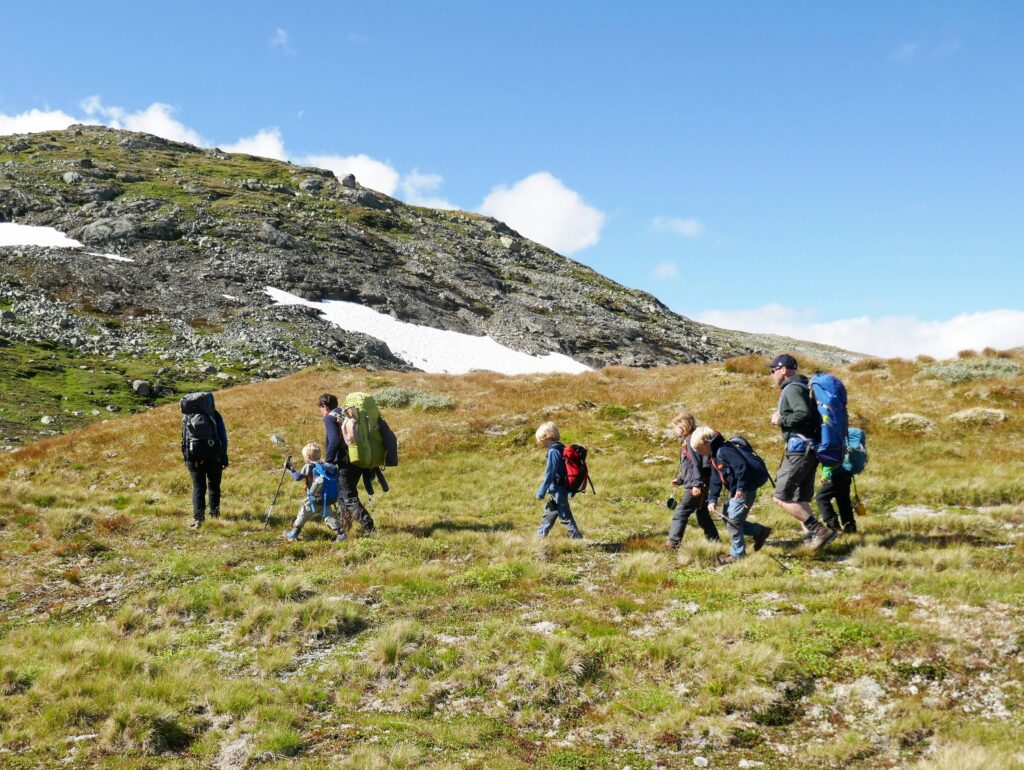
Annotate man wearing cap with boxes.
[768,354,837,550]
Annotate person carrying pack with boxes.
[691,426,771,565]
[318,393,376,536]
[768,354,836,550]
[180,391,228,529]
[534,421,583,539]
[283,442,346,543]
[817,427,868,534]
[666,411,721,548]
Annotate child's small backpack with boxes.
[563,444,595,495]
[308,462,340,518]
[180,392,220,463]
[842,427,868,475]
[724,435,771,490]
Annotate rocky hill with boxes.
[0,126,854,372]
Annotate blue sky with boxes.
[2,1,1023,357]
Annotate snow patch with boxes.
[265,286,591,375]
[0,222,82,248]
[1,222,132,262]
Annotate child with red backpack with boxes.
[534,421,584,540]
[283,442,347,543]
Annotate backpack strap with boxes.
[777,380,808,413]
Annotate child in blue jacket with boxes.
[534,421,583,539]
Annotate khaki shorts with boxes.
[774,451,818,503]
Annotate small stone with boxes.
[693,758,709,768]
[131,380,152,396]
[271,434,286,446]
[946,407,1006,427]
[342,173,357,188]
[62,171,83,184]
[105,404,120,412]
[40,415,53,425]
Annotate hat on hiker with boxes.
[768,354,798,371]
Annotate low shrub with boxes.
[723,354,768,375]
[915,358,1021,384]
[373,386,454,411]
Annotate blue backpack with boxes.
[808,374,848,466]
[842,427,868,475]
[308,462,340,518]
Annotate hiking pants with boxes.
[816,469,855,532]
[537,485,582,539]
[723,490,768,559]
[292,499,344,536]
[338,463,375,532]
[668,489,720,545]
[186,461,222,521]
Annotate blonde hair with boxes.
[535,421,560,444]
[689,426,717,452]
[671,411,697,435]
[301,442,322,462]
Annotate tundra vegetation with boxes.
[1,355,1023,769]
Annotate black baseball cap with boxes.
[768,354,798,370]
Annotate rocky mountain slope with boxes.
[1,125,853,376]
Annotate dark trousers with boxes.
[668,489,720,545]
[339,463,375,532]
[186,461,222,521]
[816,468,855,532]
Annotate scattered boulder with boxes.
[40,415,54,425]
[884,413,934,433]
[1,310,14,322]
[259,220,294,248]
[62,171,83,184]
[341,173,357,189]
[131,380,152,397]
[270,434,286,446]
[76,216,140,243]
[946,407,1007,426]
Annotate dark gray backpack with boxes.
[180,392,219,463]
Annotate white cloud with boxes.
[890,42,921,62]
[303,153,401,195]
[399,168,457,210]
[931,40,961,59]
[269,27,295,56]
[0,107,83,135]
[652,261,680,279]
[652,216,704,238]
[478,171,604,255]
[221,128,288,160]
[694,303,1024,359]
[81,97,207,145]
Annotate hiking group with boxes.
[179,352,866,561]
[661,353,867,565]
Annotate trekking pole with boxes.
[264,455,292,529]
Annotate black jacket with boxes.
[707,433,758,503]
[777,375,820,443]
[674,440,710,488]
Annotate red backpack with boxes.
[562,444,596,495]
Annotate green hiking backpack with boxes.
[341,392,386,469]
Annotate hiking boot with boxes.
[753,527,772,552]
[209,508,220,519]
[716,553,737,566]
[189,519,202,529]
[283,528,299,541]
[666,539,680,551]
[809,524,838,550]
[802,530,815,544]
[842,522,857,534]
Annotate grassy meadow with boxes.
[1,355,1023,769]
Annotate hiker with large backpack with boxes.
[283,442,346,542]
[690,427,771,565]
[179,391,228,529]
[816,426,868,534]
[768,354,837,550]
[667,411,721,548]
[534,421,584,540]
[318,392,378,536]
